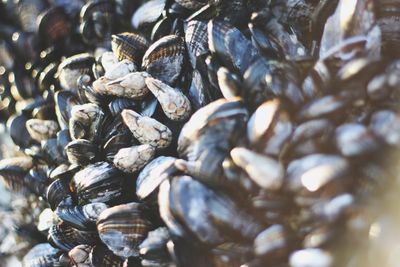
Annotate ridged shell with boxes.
[111,32,150,65]
[48,221,98,251]
[97,202,154,258]
[142,35,186,85]
[73,162,128,205]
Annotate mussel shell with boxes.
[22,243,63,267]
[58,53,95,91]
[16,0,48,33]
[139,227,171,264]
[7,114,36,148]
[37,6,71,46]
[26,119,60,142]
[286,154,350,203]
[65,139,98,166]
[165,176,264,245]
[56,202,108,231]
[142,35,186,85]
[97,202,154,258]
[208,19,259,75]
[103,131,136,161]
[0,156,34,192]
[90,244,126,267]
[54,90,79,130]
[131,0,166,29]
[69,103,105,141]
[48,221,98,251]
[41,138,66,165]
[80,0,114,22]
[68,244,92,265]
[47,178,73,211]
[73,162,129,205]
[108,97,139,116]
[57,129,72,158]
[184,20,209,68]
[177,99,248,184]
[111,32,149,65]
[136,156,177,201]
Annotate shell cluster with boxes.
[0,0,400,266]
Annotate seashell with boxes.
[254,225,290,259]
[113,144,156,173]
[247,99,293,157]
[370,110,400,147]
[41,138,66,165]
[139,227,172,267]
[69,103,105,141]
[37,6,71,46]
[104,59,136,80]
[54,90,79,130]
[65,139,98,166]
[184,20,209,68]
[47,178,73,211]
[136,156,177,201]
[176,99,248,184]
[208,19,259,75]
[26,119,59,142]
[90,244,127,267]
[56,202,108,231]
[230,147,284,191]
[111,32,150,65]
[142,35,186,85]
[334,123,378,157]
[77,74,109,105]
[93,72,150,99]
[7,114,36,149]
[100,51,119,73]
[22,243,63,267]
[131,0,166,29]
[297,95,348,121]
[103,131,136,161]
[286,154,350,205]
[48,221,98,251]
[108,98,139,116]
[69,244,92,266]
[175,0,208,10]
[73,162,128,205]
[289,248,332,267]
[38,208,59,232]
[0,156,34,193]
[97,202,154,258]
[56,129,72,158]
[145,77,192,121]
[58,53,95,91]
[159,176,264,245]
[374,0,400,56]
[121,109,172,149]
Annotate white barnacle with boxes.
[121,109,172,149]
[113,144,156,173]
[106,72,149,98]
[104,59,136,80]
[145,77,192,121]
[26,119,59,142]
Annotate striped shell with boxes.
[111,32,150,65]
[97,202,154,258]
[142,35,186,85]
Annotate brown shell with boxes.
[97,202,154,258]
[111,32,150,65]
[142,35,186,85]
